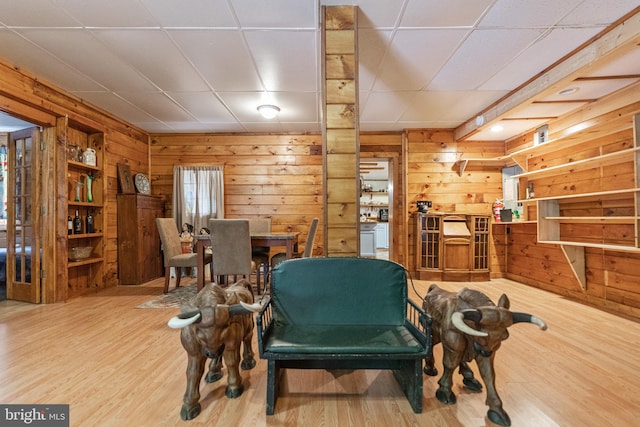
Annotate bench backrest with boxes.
[270,257,408,326]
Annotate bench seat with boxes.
[265,324,425,355]
[256,257,431,415]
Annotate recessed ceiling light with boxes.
[257,104,280,119]
[558,87,579,96]
[491,125,504,133]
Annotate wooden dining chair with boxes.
[156,218,213,293]
[270,217,319,268]
[248,218,271,290]
[209,219,256,286]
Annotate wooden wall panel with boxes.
[149,134,325,256]
[405,129,504,273]
[0,58,149,299]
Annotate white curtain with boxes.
[172,165,224,233]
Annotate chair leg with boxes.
[175,268,182,289]
[164,267,171,293]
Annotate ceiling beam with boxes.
[454,7,640,142]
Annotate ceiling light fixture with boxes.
[558,87,579,96]
[257,104,280,119]
[491,125,504,133]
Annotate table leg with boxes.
[197,240,205,291]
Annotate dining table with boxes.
[195,231,300,291]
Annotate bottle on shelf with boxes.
[73,209,82,234]
[67,215,73,235]
[85,210,94,234]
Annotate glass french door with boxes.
[7,127,42,303]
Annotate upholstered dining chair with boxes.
[156,218,213,294]
[248,218,271,289]
[270,217,319,269]
[209,218,256,286]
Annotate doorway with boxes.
[1,113,44,303]
[360,158,391,260]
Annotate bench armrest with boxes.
[406,299,432,349]
[256,298,274,357]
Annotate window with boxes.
[172,166,224,233]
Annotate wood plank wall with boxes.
[149,134,325,256]
[404,129,504,274]
[499,83,640,318]
[0,58,149,295]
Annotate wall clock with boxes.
[134,173,151,194]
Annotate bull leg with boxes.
[424,352,438,376]
[476,354,511,427]
[459,361,482,391]
[222,346,244,398]
[181,354,206,421]
[240,333,256,370]
[205,353,224,383]
[436,345,464,405]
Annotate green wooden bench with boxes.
[255,257,431,415]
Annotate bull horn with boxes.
[512,312,548,330]
[451,311,488,337]
[228,301,263,316]
[167,310,202,329]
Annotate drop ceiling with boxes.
[0,0,639,141]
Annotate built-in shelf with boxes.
[68,232,104,239]
[519,187,640,203]
[67,256,104,268]
[512,147,640,180]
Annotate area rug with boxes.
[136,283,197,309]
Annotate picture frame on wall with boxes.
[117,163,135,194]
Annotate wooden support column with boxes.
[322,6,359,257]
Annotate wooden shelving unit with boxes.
[65,128,106,298]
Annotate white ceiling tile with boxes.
[560,0,639,25]
[15,29,158,92]
[169,29,263,91]
[360,91,415,122]
[401,0,494,27]
[244,30,317,92]
[167,92,236,122]
[541,78,640,101]
[92,29,210,91]
[117,92,195,122]
[358,29,392,91]
[141,0,237,27]
[480,0,583,27]
[481,27,603,91]
[0,0,79,26]
[349,0,405,28]
[374,29,471,91]
[56,0,159,27]
[0,30,104,92]
[585,45,640,76]
[73,92,159,123]
[230,0,316,28]
[428,28,545,91]
[509,101,588,119]
[401,90,508,124]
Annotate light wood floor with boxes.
[1,277,639,427]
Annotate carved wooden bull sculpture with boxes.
[167,280,261,420]
[423,284,547,426]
